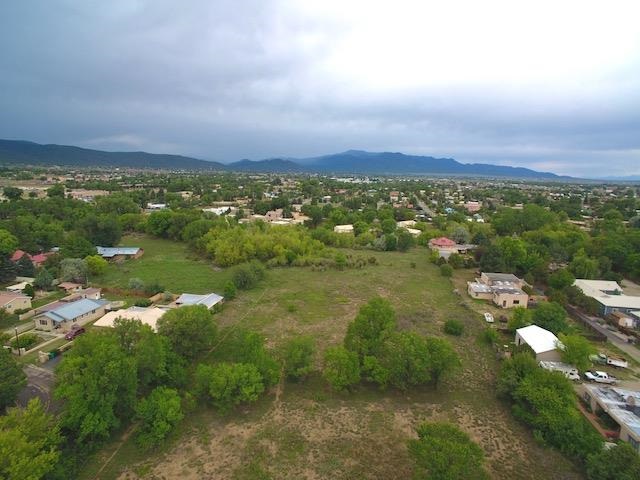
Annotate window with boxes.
[39,319,48,326]
[513,300,520,305]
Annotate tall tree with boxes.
[0,348,26,413]
[157,305,217,360]
[344,297,396,361]
[135,386,184,449]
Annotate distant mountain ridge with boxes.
[0,139,564,179]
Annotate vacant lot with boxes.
[82,242,582,480]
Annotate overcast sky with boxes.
[1,1,639,177]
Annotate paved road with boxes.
[568,306,640,364]
[416,199,436,218]
[17,357,62,413]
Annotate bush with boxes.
[439,264,453,277]
[282,336,315,381]
[323,346,360,391]
[10,333,40,350]
[223,281,237,300]
[443,319,464,336]
[144,281,165,296]
[128,277,145,291]
[135,387,184,449]
[232,260,266,290]
[195,362,265,412]
[134,298,152,307]
[479,328,499,346]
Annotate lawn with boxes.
[97,235,233,294]
[79,241,582,480]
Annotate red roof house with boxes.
[429,237,457,248]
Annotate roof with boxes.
[483,272,522,283]
[6,282,30,291]
[430,237,456,247]
[96,246,141,258]
[0,291,29,307]
[94,306,167,332]
[10,249,28,262]
[515,325,561,354]
[58,282,81,290]
[42,298,107,323]
[584,385,640,439]
[176,292,224,309]
[574,279,624,297]
[468,282,492,293]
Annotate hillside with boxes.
[0,139,565,178]
[0,139,225,170]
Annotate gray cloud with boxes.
[1,0,639,177]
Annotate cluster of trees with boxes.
[498,353,602,461]
[323,297,460,391]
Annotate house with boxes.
[389,191,400,202]
[396,220,417,228]
[464,201,481,213]
[429,237,457,250]
[334,224,354,234]
[0,292,32,313]
[61,287,102,303]
[264,209,284,222]
[175,292,224,310]
[11,249,55,267]
[146,203,167,210]
[581,385,640,451]
[94,306,167,332]
[467,272,529,309]
[96,246,144,261]
[515,325,562,362]
[573,279,640,316]
[6,281,33,293]
[58,282,83,293]
[34,298,108,332]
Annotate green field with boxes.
[80,237,582,480]
[98,235,233,294]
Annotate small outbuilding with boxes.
[515,325,562,362]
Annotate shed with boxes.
[515,325,563,362]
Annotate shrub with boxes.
[134,298,152,307]
[439,264,453,277]
[443,319,464,336]
[223,281,237,300]
[11,333,40,350]
[128,277,145,291]
[479,328,499,346]
[135,387,184,449]
[144,281,165,296]
[323,346,360,391]
[282,336,315,381]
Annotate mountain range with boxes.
[0,139,565,179]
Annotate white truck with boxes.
[539,361,580,381]
[589,353,629,369]
[584,371,617,384]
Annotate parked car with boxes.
[539,361,580,381]
[484,312,494,323]
[65,327,86,340]
[584,370,617,384]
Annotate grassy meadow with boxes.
[80,236,583,480]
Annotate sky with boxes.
[1,0,639,177]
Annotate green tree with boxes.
[558,334,596,372]
[569,249,599,279]
[586,443,640,480]
[85,254,108,276]
[46,183,65,198]
[33,268,53,290]
[78,214,122,246]
[218,329,280,387]
[59,258,88,284]
[396,229,414,252]
[0,229,18,256]
[223,280,237,300]
[15,255,36,277]
[372,331,431,390]
[532,301,568,334]
[196,362,265,412]
[135,386,184,449]
[157,305,217,359]
[282,336,315,381]
[496,353,538,400]
[548,269,575,290]
[507,307,532,332]
[3,186,23,201]
[0,347,26,413]
[408,422,488,480]
[380,218,396,234]
[323,346,360,391]
[55,332,137,445]
[0,399,62,480]
[344,297,396,361]
[60,233,96,258]
[23,283,35,298]
[425,337,460,388]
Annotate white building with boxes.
[515,325,562,362]
[573,279,640,316]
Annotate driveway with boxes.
[17,358,62,413]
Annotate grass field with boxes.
[80,238,582,480]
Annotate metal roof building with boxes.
[175,293,224,310]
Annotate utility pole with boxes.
[14,327,20,356]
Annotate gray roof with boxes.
[43,298,107,323]
[483,272,521,283]
[96,246,141,258]
[176,293,224,309]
